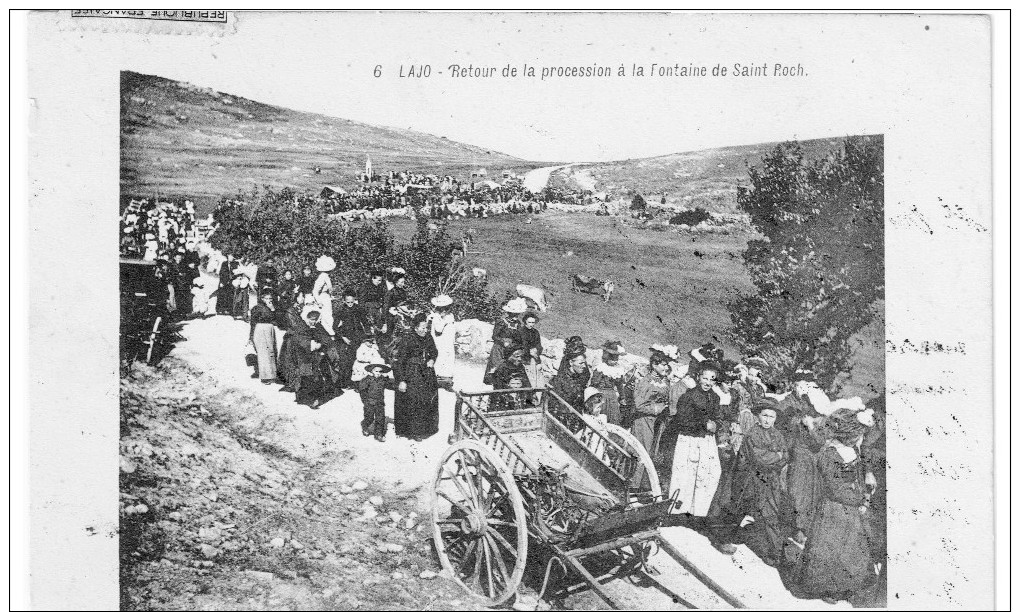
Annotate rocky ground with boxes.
[120,314,848,610]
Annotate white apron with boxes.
[669,433,722,516]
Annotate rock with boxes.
[338,484,354,494]
[290,539,304,550]
[198,527,221,541]
[388,511,403,523]
[404,518,417,530]
[168,511,183,522]
[419,570,438,579]
[134,504,148,514]
[120,457,137,474]
[200,560,214,568]
[359,506,379,521]
[199,544,219,559]
[352,481,368,491]
[379,542,404,554]
[391,572,404,580]
[368,495,383,506]
[245,570,275,582]
[269,537,286,549]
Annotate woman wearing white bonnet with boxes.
[312,255,336,335]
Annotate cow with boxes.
[516,283,551,312]
[571,274,616,302]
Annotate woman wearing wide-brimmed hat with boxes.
[492,297,526,343]
[429,294,457,390]
[312,255,336,335]
[796,408,877,603]
[589,340,628,427]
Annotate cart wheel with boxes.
[602,423,662,499]
[431,439,527,606]
[145,316,162,364]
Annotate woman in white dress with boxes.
[429,294,457,390]
[313,255,336,335]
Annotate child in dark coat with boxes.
[360,363,394,442]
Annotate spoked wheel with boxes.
[603,423,662,499]
[431,439,528,606]
[144,316,162,364]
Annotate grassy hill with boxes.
[120,71,547,212]
[548,136,871,214]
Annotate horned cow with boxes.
[571,274,615,302]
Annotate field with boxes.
[121,71,883,398]
[120,71,549,213]
[547,137,867,213]
[388,211,884,400]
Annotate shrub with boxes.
[727,136,884,392]
[630,193,647,210]
[209,190,502,321]
[669,207,711,226]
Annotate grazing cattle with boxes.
[516,283,551,312]
[571,274,616,302]
[472,267,488,279]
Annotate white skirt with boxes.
[669,433,722,516]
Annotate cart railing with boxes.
[543,390,640,491]
[454,390,543,478]
[455,388,641,503]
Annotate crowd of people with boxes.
[223,254,457,444]
[482,298,885,606]
[120,199,210,319]
[208,240,883,607]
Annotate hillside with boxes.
[120,71,546,211]
[548,136,877,214]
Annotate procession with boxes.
[114,62,888,610]
[122,188,886,606]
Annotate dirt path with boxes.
[154,314,844,610]
[522,164,572,193]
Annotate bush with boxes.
[669,207,711,226]
[727,136,884,392]
[630,193,647,210]
[209,189,502,321]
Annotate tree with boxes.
[728,136,884,392]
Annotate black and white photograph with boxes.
[20,10,1003,611]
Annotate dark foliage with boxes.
[209,188,501,321]
[668,207,712,226]
[727,136,884,391]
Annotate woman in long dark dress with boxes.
[216,257,234,315]
[392,313,439,441]
[727,398,791,563]
[796,408,875,603]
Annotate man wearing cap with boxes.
[359,363,394,442]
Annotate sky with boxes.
[78,11,986,163]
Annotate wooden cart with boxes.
[430,387,745,609]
